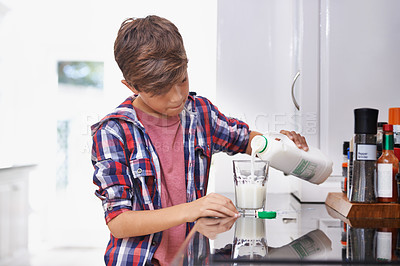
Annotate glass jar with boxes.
[348,108,379,203]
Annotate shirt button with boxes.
[137,168,143,174]
[152,240,157,246]
[107,206,113,211]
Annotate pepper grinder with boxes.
[349,108,379,203]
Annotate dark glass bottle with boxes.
[341,141,349,193]
[377,124,399,203]
[349,108,378,203]
[347,137,354,200]
[377,122,388,159]
[389,108,400,148]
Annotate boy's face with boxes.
[125,73,189,117]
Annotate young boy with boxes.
[91,15,308,265]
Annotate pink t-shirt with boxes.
[134,107,186,266]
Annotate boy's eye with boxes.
[182,77,187,83]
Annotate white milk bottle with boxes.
[251,132,333,184]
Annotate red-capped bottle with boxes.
[377,124,399,203]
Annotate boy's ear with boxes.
[121,80,139,94]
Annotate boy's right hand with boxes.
[185,193,239,222]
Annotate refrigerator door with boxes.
[215,0,400,201]
[215,0,298,194]
[287,0,400,202]
[319,0,400,177]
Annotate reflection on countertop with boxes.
[172,193,400,265]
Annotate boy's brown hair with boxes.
[114,15,188,96]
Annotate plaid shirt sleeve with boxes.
[196,97,250,155]
[91,119,134,224]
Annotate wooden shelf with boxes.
[325,192,400,219]
[325,205,400,228]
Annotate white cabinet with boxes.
[0,2,11,169]
[292,0,400,202]
[215,0,400,200]
[290,0,343,202]
[0,166,31,265]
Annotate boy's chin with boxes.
[164,111,182,117]
[165,107,184,116]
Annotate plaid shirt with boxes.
[91,95,250,265]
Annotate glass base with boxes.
[238,208,264,217]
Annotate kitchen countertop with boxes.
[171,193,400,265]
[0,163,36,171]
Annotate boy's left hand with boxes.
[280,130,309,151]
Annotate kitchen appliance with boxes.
[215,0,400,202]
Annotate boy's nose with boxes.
[169,85,184,103]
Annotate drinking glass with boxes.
[233,160,269,216]
[232,216,268,260]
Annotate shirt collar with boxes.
[91,94,196,136]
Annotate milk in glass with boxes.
[233,159,268,213]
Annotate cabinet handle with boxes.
[291,71,300,111]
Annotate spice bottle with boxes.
[397,168,400,203]
[377,124,399,203]
[389,108,400,148]
[341,141,349,193]
[347,137,354,200]
[377,122,388,159]
[347,225,376,261]
[349,108,378,203]
[389,108,400,161]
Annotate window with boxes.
[56,120,69,189]
[57,61,104,89]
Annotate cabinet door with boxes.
[0,172,29,264]
[320,0,400,176]
[0,182,12,260]
[292,0,320,148]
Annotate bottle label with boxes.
[290,235,317,258]
[356,144,377,161]
[377,163,393,198]
[376,231,392,261]
[291,159,318,180]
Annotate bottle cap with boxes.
[257,211,276,219]
[378,122,388,128]
[383,124,393,132]
[343,141,349,155]
[389,108,400,125]
[354,108,379,134]
[251,135,268,153]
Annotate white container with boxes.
[251,132,333,184]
